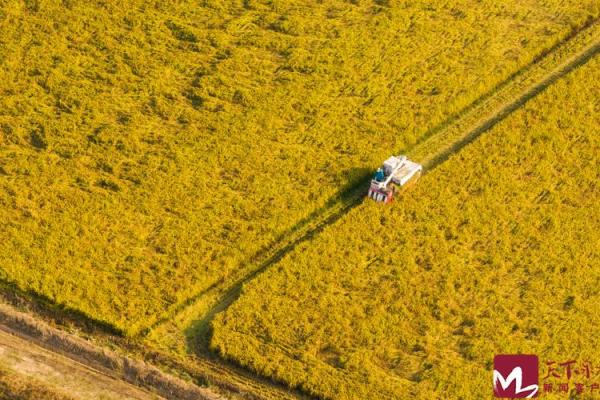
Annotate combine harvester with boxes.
[367,155,422,204]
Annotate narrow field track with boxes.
[0,303,222,400]
[0,328,163,400]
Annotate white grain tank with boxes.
[367,155,422,203]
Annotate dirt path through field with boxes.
[0,328,162,400]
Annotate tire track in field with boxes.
[173,17,600,355]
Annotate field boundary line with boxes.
[0,329,162,400]
[134,21,600,399]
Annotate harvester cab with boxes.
[367,155,423,204]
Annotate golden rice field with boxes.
[0,0,597,336]
[210,55,600,399]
